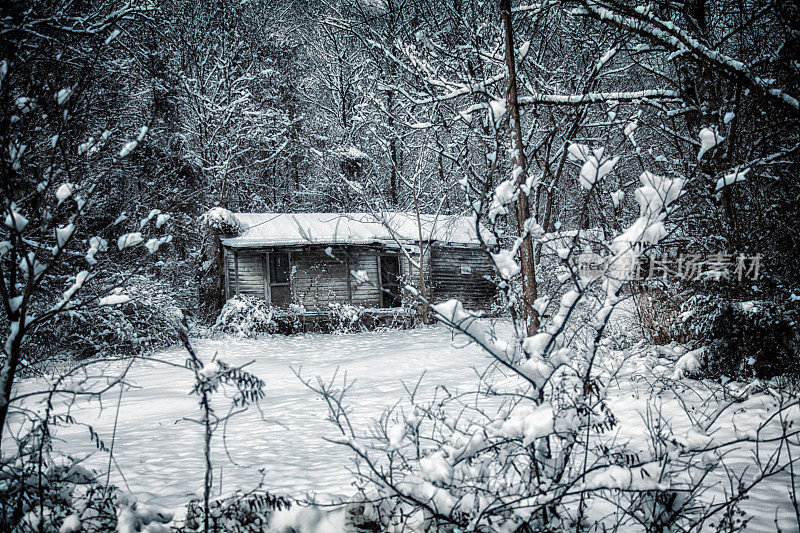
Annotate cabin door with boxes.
[268,251,292,306]
[379,255,402,308]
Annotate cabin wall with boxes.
[291,248,347,308]
[350,250,382,307]
[398,246,432,295]
[429,245,497,310]
[292,247,382,308]
[225,249,267,299]
[223,244,496,312]
[224,246,385,309]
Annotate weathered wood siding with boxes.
[225,250,266,299]
[224,244,495,311]
[292,247,383,308]
[224,246,385,308]
[291,248,345,307]
[350,249,381,307]
[274,246,434,309]
[398,246,431,297]
[429,245,497,310]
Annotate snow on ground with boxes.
[10,326,496,512]
[8,322,799,531]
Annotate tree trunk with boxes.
[198,225,226,321]
[0,333,23,448]
[501,0,539,336]
[387,89,399,205]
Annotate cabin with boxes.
[216,212,498,319]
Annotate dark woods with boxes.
[0,0,799,531]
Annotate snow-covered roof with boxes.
[220,212,494,248]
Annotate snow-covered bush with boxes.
[327,302,366,333]
[677,295,799,380]
[0,443,172,532]
[198,208,243,321]
[213,295,279,337]
[183,492,292,532]
[24,276,184,364]
[199,207,242,236]
[0,454,112,531]
[282,304,307,333]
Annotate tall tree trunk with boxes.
[198,225,226,321]
[0,334,23,447]
[387,89,399,205]
[501,0,539,336]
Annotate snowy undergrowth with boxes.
[23,274,185,368]
[6,324,798,532]
[304,142,800,532]
[321,323,798,532]
[213,294,280,337]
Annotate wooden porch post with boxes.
[288,250,293,304]
[234,250,240,296]
[376,250,383,308]
[264,250,272,304]
[262,252,269,301]
[223,248,230,300]
[345,247,353,304]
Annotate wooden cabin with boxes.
[219,212,498,315]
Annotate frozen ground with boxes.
[10,326,496,509]
[8,322,799,531]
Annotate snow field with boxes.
[9,323,799,531]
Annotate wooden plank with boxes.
[265,251,272,304]
[345,248,352,304]
[376,250,383,308]
[288,250,294,304]
[262,253,268,301]
[234,250,240,296]
[429,245,497,310]
[354,250,380,307]
[224,248,230,300]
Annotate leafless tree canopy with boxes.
[0,0,798,531]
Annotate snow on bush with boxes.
[183,492,294,532]
[25,275,184,363]
[327,302,366,333]
[0,447,173,532]
[567,143,620,190]
[676,295,800,380]
[213,294,279,337]
[200,207,241,236]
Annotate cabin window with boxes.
[267,251,291,306]
[269,252,290,285]
[379,255,402,308]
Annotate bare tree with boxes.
[501,0,539,335]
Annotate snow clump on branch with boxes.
[200,207,241,235]
[568,143,620,190]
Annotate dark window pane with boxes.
[270,285,291,306]
[380,255,402,308]
[270,252,290,284]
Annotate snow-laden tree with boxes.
[305,1,800,530]
[315,0,799,342]
[156,0,309,212]
[0,0,169,442]
[0,2,181,529]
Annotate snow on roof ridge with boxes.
[220,211,493,247]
